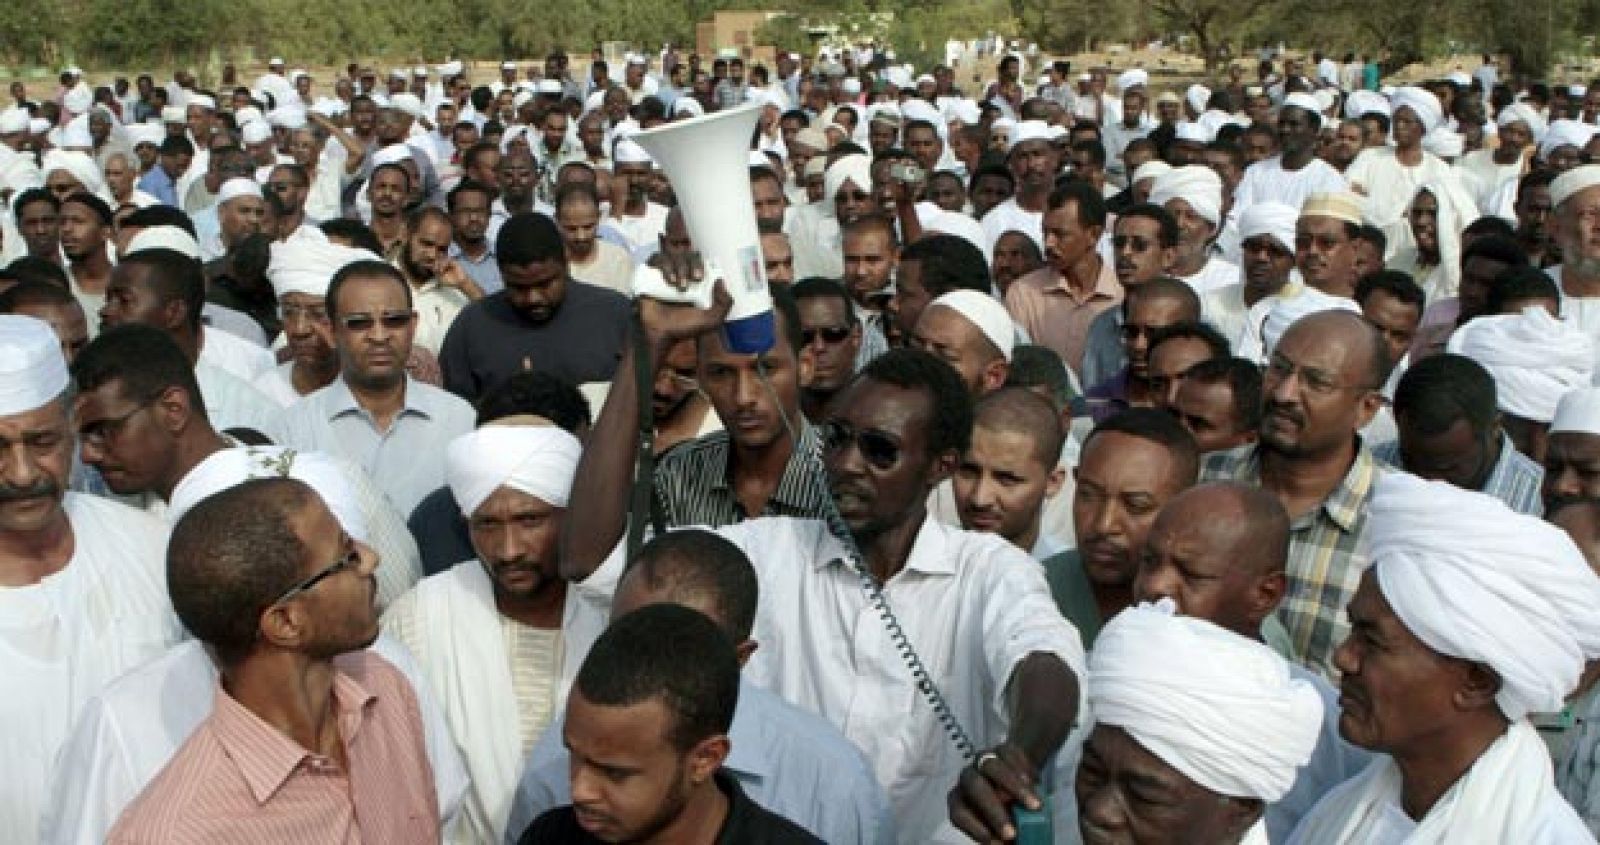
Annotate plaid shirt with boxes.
[1368,434,1544,516]
[1201,442,1383,679]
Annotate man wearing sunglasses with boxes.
[106,478,442,843]
[0,315,183,845]
[1202,310,1389,680]
[1083,278,1202,423]
[1078,203,1177,391]
[281,260,476,516]
[563,347,1084,844]
[791,277,866,422]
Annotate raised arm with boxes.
[559,279,730,580]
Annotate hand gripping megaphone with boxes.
[628,103,774,354]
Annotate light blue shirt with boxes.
[449,241,503,295]
[504,678,894,845]
[1266,664,1375,841]
[280,376,475,516]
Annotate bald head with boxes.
[1125,276,1201,319]
[1283,309,1389,390]
[1135,482,1290,637]
[973,386,1063,465]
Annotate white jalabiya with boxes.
[38,635,470,845]
[567,239,636,296]
[198,324,275,382]
[980,197,1044,254]
[1383,179,1480,302]
[1288,722,1589,843]
[194,361,288,444]
[409,280,470,354]
[1175,254,1241,295]
[381,561,587,845]
[1233,156,1349,215]
[0,494,182,845]
[788,201,844,279]
[1344,147,1459,229]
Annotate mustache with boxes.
[0,479,58,502]
[1547,493,1600,515]
[1264,399,1304,426]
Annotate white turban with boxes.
[840,78,861,95]
[1282,92,1323,122]
[161,106,187,124]
[0,315,68,416]
[126,226,201,260]
[1543,120,1600,162]
[1117,69,1149,92]
[672,97,704,118]
[268,106,308,131]
[1173,121,1211,143]
[235,106,264,126]
[1009,119,1052,150]
[125,122,165,148]
[187,94,216,111]
[1131,159,1171,186]
[1089,601,1324,801]
[824,154,873,202]
[1553,387,1600,435]
[1496,103,1547,142]
[1447,308,1595,423]
[372,143,413,168]
[930,290,1015,361]
[1368,472,1600,721]
[0,149,41,194]
[59,118,93,150]
[1344,90,1390,119]
[240,120,272,146]
[1239,201,1299,254]
[612,138,653,166]
[169,447,368,542]
[446,426,582,516]
[216,177,261,206]
[1423,129,1464,159]
[1391,86,1443,133]
[268,228,380,299]
[1186,84,1211,114]
[41,149,104,195]
[28,118,49,136]
[1149,165,1223,226]
[1261,288,1361,358]
[311,98,347,118]
[944,98,981,126]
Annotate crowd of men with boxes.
[3,36,1600,844]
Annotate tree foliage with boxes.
[0,0,1590,78]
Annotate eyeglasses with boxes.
[802,326,852,345]
[1112,235,1157,252]
[272,541,361,606]
[280,303,329,322]
[1264,353,1373,396]
[339,311,413,331]
[267,181,306,192]
[79,398,155,449]
[1119,323,1166,342]
[819,420,901,470]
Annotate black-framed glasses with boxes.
[819,421,901,470]
[1119,323,1165,342]
[1264,353,1373,396]
[79,397,156,449]
[272,541,361,607]
[802,326,852,345]
[339,311,413,331]
[1112,235,1156,252]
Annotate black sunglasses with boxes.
[820,421,900,470]
[802,326,852,345]
[340,311,413,331]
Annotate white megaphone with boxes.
[629,103,774,353]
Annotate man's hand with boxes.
[636,256,730,353]
[948,743,1042,844]
[436,258,484,300]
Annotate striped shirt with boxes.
[1369,434,1544,515]
[107,651,439,845]
[1201,442,1383,679]
[653,424,832,527]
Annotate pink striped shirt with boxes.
[107,651,440,844]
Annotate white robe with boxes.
[1344,148,1459,229]
[980,197,1044,255]
[38,636,469,845]
[199,324,275,382]
[380,561,586,845]
[788,201,844,280]
[1,494,182,844]
[1288,721,1592,844]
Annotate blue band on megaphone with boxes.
[723,311,776,355]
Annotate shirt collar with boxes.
[328,375,430,421]
[815,513,957,577]
[209,669,377,805]
[722,678,772,779]
[1318,441,1379,532]
[708,424,827,511]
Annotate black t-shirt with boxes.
[406,486,474,576]
[517,771,822,844]
[439,280,629,402]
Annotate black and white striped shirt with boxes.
[652,424,832,527]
